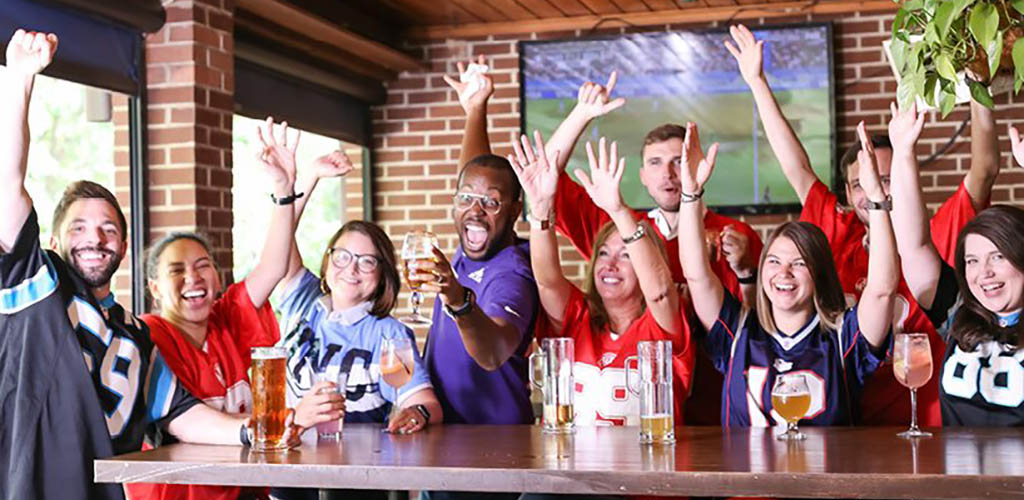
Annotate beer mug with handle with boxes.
[626,340,675,444]
[529,337,575,434]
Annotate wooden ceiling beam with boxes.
[406,0,897,39]
[236,0,427,72]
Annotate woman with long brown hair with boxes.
[678,121,897,428]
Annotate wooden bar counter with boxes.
[95,424,1024,498]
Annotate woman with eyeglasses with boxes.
[275,148,442,439]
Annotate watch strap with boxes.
[865,196,892,211]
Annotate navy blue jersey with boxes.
[706,291,886,428]
[0,211,199,496]
[926,263,1024,426]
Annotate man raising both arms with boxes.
[0,29,301,499]
[725,23,1000,427]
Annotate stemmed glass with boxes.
[894,333,933,438]
[400,230,439,325]
[771,373,811,441]
[381,337,416,427]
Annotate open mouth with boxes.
[772,283,796,293]
[181,289,208,306]
[73,248,113,266]
[981,282,1004,296]
[463,220,489,251]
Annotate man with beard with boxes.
[0,29,289,499]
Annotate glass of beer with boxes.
[313,368,347,441]
[529,338,575,434]
[626,340,675,444]
[771,373,811,441]
[251,347,289,451]
[401,230,439,325]
[894,333,933,439]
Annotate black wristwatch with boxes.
[444,286,475,318]
[270,191,304,205]
[865,196,892,211]
[736,270,757,285]
[414,404,432,423]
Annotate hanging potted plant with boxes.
[889,0,1024,115]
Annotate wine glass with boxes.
[894,333,933,438]
[381,336,416,427]
[771,373,811,441]
[400,230,439,325]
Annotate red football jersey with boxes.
[799,180,979,427]
[126,281,279,500]
[539,286,695,426]
[553,172,763,426]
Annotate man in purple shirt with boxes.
[414,151,538,426]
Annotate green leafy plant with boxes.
[890,0,1024,115]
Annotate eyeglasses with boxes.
[327,247,381,273]
[453,192,502,214]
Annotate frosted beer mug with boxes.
[251,347,289,451]
[529,337,575,433]
[626,340,675,444]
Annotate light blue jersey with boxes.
[278,270,431,423]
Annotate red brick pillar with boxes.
[115,0,236,302]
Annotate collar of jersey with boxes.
[318,298,373,326]
[647,208,675,240]
[769,315,820,352]
[97,293,116,310]
[997,310,1021,328]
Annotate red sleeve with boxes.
[930,181,978,266]
[141,315,201,394]
[213,281,281,356]
[553,171,611,261]
[550,285,588,341]
[799,180,843,244]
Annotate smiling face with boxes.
[454,162,521,260]
[148,238,222,328]
[963,233,1024,315]
[324,231,382,310]
[639,138,683,213]
[591,232,641,304]
[53,198,127,292]
[760,235,815,316]
[844,146,892,226]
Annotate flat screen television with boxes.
[519,23,835,214]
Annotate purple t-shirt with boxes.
[425,238,537,424]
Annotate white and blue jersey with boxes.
[278,269,432,423]
[706,291,886,428]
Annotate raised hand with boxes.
[680,122,720,195]
[5,29,58,77]
[508,130,560,216]
[442,55,494,114]
[724,24,764,85]
[887,102,927,153]
[310,150,355,180]
[856,121,886,202]
[256,116,299,191]
[576,137,626,215]
[573,71,627,121]
[1009,125,1024,169]
[721,225,754,275]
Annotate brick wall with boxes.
[372,11,1024,322]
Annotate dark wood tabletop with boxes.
[94,424,1024,498]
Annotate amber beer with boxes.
[251,347,289,451]
[402,257,439,292]
[640,413,674,442]
[771,393,811,423]
[543,404,574,428]
[529,338,575,434]
[626,340,675,444]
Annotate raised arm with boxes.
[677,123,725,332]
[281,151,354,287]
[1,30,57,252]
[853,122,899,348]
[443,55,494,167]
[544,72,626,173]
[964,99,999,210]
[508,131,573,330]
[244,118,298,307]
[725,24,818,203]
[888,102,944,309]
[576,138,680,334]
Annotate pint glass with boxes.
[313,368,347,441]
[251,347,289,451]
[626,340,675,444]
[529,337,574,434]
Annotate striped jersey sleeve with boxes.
[0,210,58,314]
